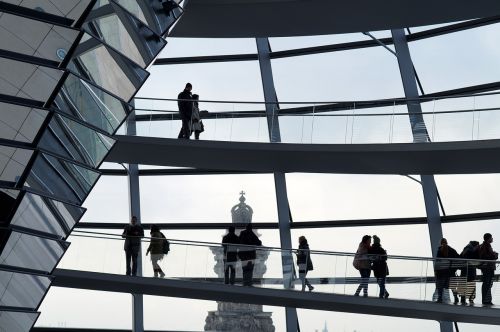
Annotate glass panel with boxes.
[0,57,62,103]
[39,114,115,168]
[113,0,183,36]
[0,12,79,62]
[25,153,100,204]
[54,73,132,134]
[0,310,38,332]
[0,102,48,143]
[2,0,93,23]
[0,230,67,272]
[84,1,166,67]
[0,270,50,309]
[0,146,33,183]
[68,33,148,101]
[11,192,85,238]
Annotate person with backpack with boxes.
[368,235,389,299]
[478,233,498,305]
[146,225,169,278]
[458,240,480,304]
[238,224,262,286]
[353,235,372,297]
[222,226,240,285]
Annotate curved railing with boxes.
[58,230,500,306]
[130,92,500,144]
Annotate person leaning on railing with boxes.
[478,233,498,306]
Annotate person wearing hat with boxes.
[368,235,389,299]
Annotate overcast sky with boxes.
[36,20,500,332]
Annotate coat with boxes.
[191,103,202,132]
[297,241,313,272]
[238,229,262,261]
[478,242,498,271]
[122,224,144,250]
[177,90,193,119]
[460,243,479,281]
[147,231,164,255]
[353,243,371,270]
[222,232,240,262]
[368,244,389,278]
[435,245,460,279]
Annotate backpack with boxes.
[161,232,170,254]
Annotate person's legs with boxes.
[131,247,139,276]
[436,277,445,302]
[242,260,250,286]
[229,263,236,285]
[125,249,132,276]
[355,269,370,296]
[224,261,230,284]
[482,269,494,304]
[195,131,200,140]
[178,118,190,139]
[377,278,387,298]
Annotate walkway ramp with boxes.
[52,269,500,326]
[106,135,500,174]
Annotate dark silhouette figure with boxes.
[191,94,204,140]
[458,241,480,304]
[122,216,144,276]
[146,225,167,278]
[368,235,389,299]
[222,226,240,285]
[478,233,498,305]
[435,238,460,303]
[177,83,193,139]
[297,236,314,292]
[353,235,372,297]
[238,224,262,286]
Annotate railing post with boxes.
[391,28,452,332]
[126,108,144,332]
[256,37,299,332]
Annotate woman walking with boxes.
[368,235,389,299]
[191,94,204,140]
[146,225,166,278]
[353,235,372,297]
[296,236,314,292]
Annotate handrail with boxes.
[71,230,500,264]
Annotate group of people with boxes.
[434,233,497,305]
[177,83,204,140]
[122,217,497,305]
[352,233,498,305]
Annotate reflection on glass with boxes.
[0,270,51,309]
[0,310,39,332]
[84,1,166,67]
[0,231,67,272]
[69,33,148,101]
[54,73,132,134]
[11,192,85,238]
[39,114,115,168]
[26,154,100,204]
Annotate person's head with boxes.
[185,83,192,92]
[245,223,253,231]
[228,225,235,234]
[298,235,307,244]
[192,94,199,100]
[440,238,448,246]
[470,240,480,247]
[484,233,493,243]
[372,235,381,245]
[361,235,372,246]
[151,224,160,233]
[130,216,137,225]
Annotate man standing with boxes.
[122,216,144,276]
[222,226,240,285]
[478,233,498,305]
[177,83,193,139]
[238,224,262,286]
